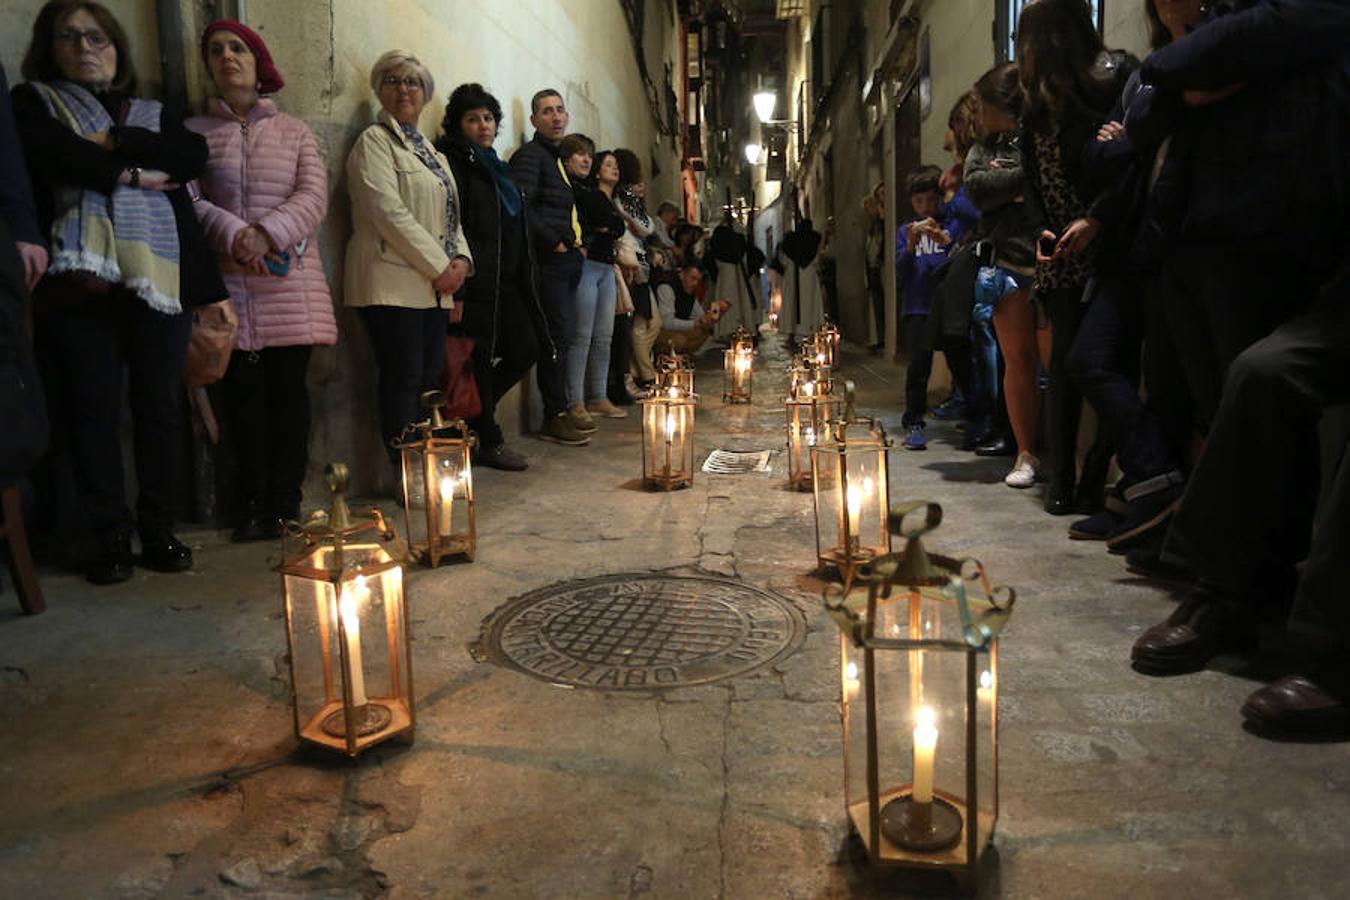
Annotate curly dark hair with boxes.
[613,148,642,189]
[22,1,138,93]
[441,82,503,144]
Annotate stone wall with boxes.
[3,0,683,505]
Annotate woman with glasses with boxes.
[186,20,337,541]
[345,50,472,482]
[13,1,226,585]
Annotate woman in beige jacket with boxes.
[345,50,472,464]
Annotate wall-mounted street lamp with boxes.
[753,89,778,124]
[744,142,765,166]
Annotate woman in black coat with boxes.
[1015,0,1138,515]
[436,83,553,471]
[15,0,226,584]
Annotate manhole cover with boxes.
[474,573,807,690]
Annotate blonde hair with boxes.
[370,50,434,100]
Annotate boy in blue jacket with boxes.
[895,165,967,449]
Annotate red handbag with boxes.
[442,335,483,421]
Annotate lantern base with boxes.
[321,701,393,739]
[722,394,752,405]
[879,795,963,853]
[644,476,693,492]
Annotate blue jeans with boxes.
[971,267,1022,423]
[568,258,617,405]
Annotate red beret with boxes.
[201,20,285,96]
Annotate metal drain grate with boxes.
[473,573,806,690]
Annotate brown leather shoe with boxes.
[1130,590,1258,676]
[1241,674,1350,738]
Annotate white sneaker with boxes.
[1004,451,1040,489]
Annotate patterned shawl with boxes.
[33,81,181,313]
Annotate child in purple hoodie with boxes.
[895,165,967,449]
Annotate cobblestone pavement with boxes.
[2,338,1348,899]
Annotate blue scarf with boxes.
[477,145,522,219]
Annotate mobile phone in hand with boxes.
[1038,233,1058,258]
[264,251,291,276]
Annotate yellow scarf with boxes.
[556,159,583,246]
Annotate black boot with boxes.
[139,527,193,573]
[87,524,134,586]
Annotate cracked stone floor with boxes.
[3,338,1349,900]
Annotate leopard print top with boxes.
[1032,130,1096,291]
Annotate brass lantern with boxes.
[657,343,696,396]
[789,355,833,400]
[723,326,755,404]
[395,391,476,566]
[804,332,831,370]
[810,381,892,589]
[818,317,842,369]
[788,388,837,488]
[641,383,697,490]
[277,464,414,757]
[830,502,1014,889]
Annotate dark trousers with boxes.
[360,305,447,464]
[866,267,884,345]
[467,282,542,449]
[1159,252,1305,434]
[902,313,933,428]
[608,311,634,403]
[222,345,313,518]
[1166,286,1350,640]
[535,250,582,418]
[1068,274,1182,481]
[1041,285,1094,490]
[36,289,192,534]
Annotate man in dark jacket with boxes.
[1129,0,1350,737]
[509,89,588,446]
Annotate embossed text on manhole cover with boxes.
[474,574,807,690]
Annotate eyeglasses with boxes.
[55,28,111,50]
[381,76,423,91]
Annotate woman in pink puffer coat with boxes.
[187,20,337,542]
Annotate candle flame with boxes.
[667,385,679,399]
[664,412,676,440]
[845,661,858,680]
[803,381,815,397]
[980,670,993,690]
[916,706,937,731]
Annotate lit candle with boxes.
[803,380,815,398]
[912,706,938,804]
[438,475,457,537]
[664,411,676,443]
[339,576,369,707]
[978,669,994,707]
[845,476,873,541]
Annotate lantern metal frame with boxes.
[810,381,892,590]
[276,464,415,757]
[828,502,1014,888]
[818,317,842,369]
[723,326,755,404]
[394,391,477,566]
[785,390,840,492]
[641,384,698,491]
[788,356,833,400]
[657,344,697,396]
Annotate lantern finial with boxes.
[324,463,355,531]
[420,390,446,430]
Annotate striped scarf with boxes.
[34,81,181,314]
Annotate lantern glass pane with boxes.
[841,628,868,817]
[283,543,410,751]
[284,569,339,736]
[401,440,474,561]
[786,396,838,489]
[642,394,696,489]
[976,642,998,849]
[811,439,890,568]
[863,589,978,864]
